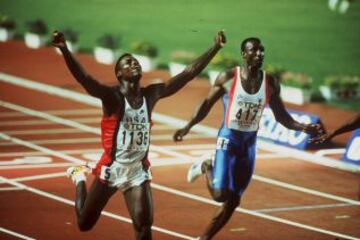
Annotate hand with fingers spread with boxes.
[308,114,360,144]
[51,30,66,49]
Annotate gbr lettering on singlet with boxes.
[257,107,322,149]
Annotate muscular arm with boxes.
[268,75,319,135]
[53,31,110,99]
[173,69,232,141]
[331,114,360,136]
[309,114,360,144]
[159,31,225,98]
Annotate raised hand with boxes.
[51,30,66,49]
[173,127,190,142]
[214,30,226,48]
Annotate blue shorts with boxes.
[212,127,257,196]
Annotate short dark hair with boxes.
[114,53,133,75]
[241,37,261,52]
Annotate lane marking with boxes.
[0,156,52,165]
[0,186,24,191]
[0,108,100,118]
[151,183,360,240]
[0,133,83,165]
[1,101,359,205]
[315,148,346,156]
[0,176,194,240]
[0,117,100,126]
[0,134,210,146]
[252,175,360,205]
[0,162,75,170]
[2,128,91,136]
[0,100,100,135]
[0,133,358,239]
[0,227,35,240]
[1,71,358,172]
[254,203,355,213]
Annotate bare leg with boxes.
[200,194,240,240]
[124,181,153,240]
[74,177,117,231]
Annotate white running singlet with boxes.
[115,97,150,163]
[225,66,267,132]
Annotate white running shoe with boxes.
[66,165,90,185]
[187,159,206,183]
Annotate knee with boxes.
[78,223,92,232]
[212,189,229,202]
[226,195,241,210]
[77,218,95,232]
[133,213,153,234]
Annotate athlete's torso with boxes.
[222,66,268,132]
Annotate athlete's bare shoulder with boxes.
[213,67,235,89]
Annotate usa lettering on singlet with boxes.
[115,97,150,163]
[225,66,267,132]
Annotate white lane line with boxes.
[0,137,100,146]
[2,128,88,136]
[159,144,215,150]
[0,148,103,157]
[0,133,83,165]
[315,148,346,157]
[2,71,358,172]
[0,117,100,126]
[1,75,360,236]
[253,175,360,205]
[1,100,359,206]
[151,183,360,240]
[0,176,194,240]
[1,133,358,239]
[0,156,52,165]
[0,100,100,135]
[0,162,74,170]
[0,186,24,191]
[0,227,35,240]
[0,108,100,118]
[12,172,67,182]
[254,203,355,213]
[0,134,209,146]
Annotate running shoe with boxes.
[66,165,90,185]
[187,159,206,183]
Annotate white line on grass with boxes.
[0,176,194,240]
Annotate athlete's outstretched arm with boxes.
[309,114,360,144]
[268,75,322,136]
[173,70,232,142]
[51,31,110,99]
[160,31,226,98]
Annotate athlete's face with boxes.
[242,40,265,68]
[116,55,142,82]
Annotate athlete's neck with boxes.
[241,65,260,81]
